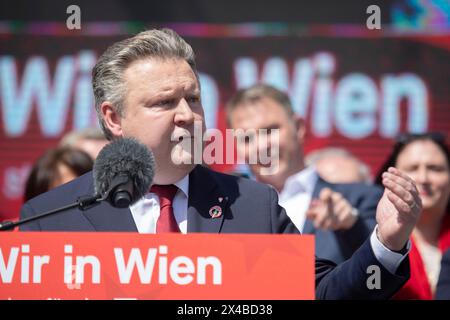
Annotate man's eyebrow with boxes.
[261,124,280,130]
[139,94,165,105]
[186,84,200,94]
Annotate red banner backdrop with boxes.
[1,24,450,220]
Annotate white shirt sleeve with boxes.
[369,225,411,274]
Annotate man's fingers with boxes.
[306,199,321,219]
[384,186,422,223]
[331,191,344,202]
[386,190,414,215]
[332,198,349,216]
[321,218,334,230]
[306,209,316,220]
[312,190,349,230]
[383,169,418,193]
[313,211,328,228]
[319,188,333,202]
[328,214,344,230]
[313,209,333,229]
[385,167,421,202]
[310,199,321,207]
[329,191,347,215]
[387,167,415,184]
[382,175,418,207]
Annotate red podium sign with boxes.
[0,232,314,300]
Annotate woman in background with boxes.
[375,132,450,299]
[24,147,93,201]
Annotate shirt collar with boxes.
[146,174,189,199]
[174,174,189,198]
[280,166,318,200]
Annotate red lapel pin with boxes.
[209,205,222,218]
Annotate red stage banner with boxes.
[0,232,314,300]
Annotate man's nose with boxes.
[174,98,195,126]
[257,130,278,152]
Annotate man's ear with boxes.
[101,102,123,138]
[294,115,306,144]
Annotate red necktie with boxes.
[150,184,180,233]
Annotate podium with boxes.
[0,232,314,300]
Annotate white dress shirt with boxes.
[279,166,318,232]
[129,175,189,234]
[279,166,410,274]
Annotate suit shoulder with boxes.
[201,166,276,195]
[25,171,94,211]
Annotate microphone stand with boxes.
[0,194,102,231]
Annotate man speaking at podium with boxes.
[20,28,422,299]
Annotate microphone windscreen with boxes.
[93,137,155,204]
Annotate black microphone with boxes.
[0,137,155,231]
[94,137,155,208]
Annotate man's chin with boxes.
[251,164,286,186]
[254,161,285,176]
[154,163,196,184]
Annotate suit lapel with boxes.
[312,176,333,199]
[82,203,138,232]
[81,174,138,232]
[187,165,227,233]
[303,176,333,234]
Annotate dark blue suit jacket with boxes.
[20,165,408,299]
[305,177,381,264]
[436,248,450,300]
